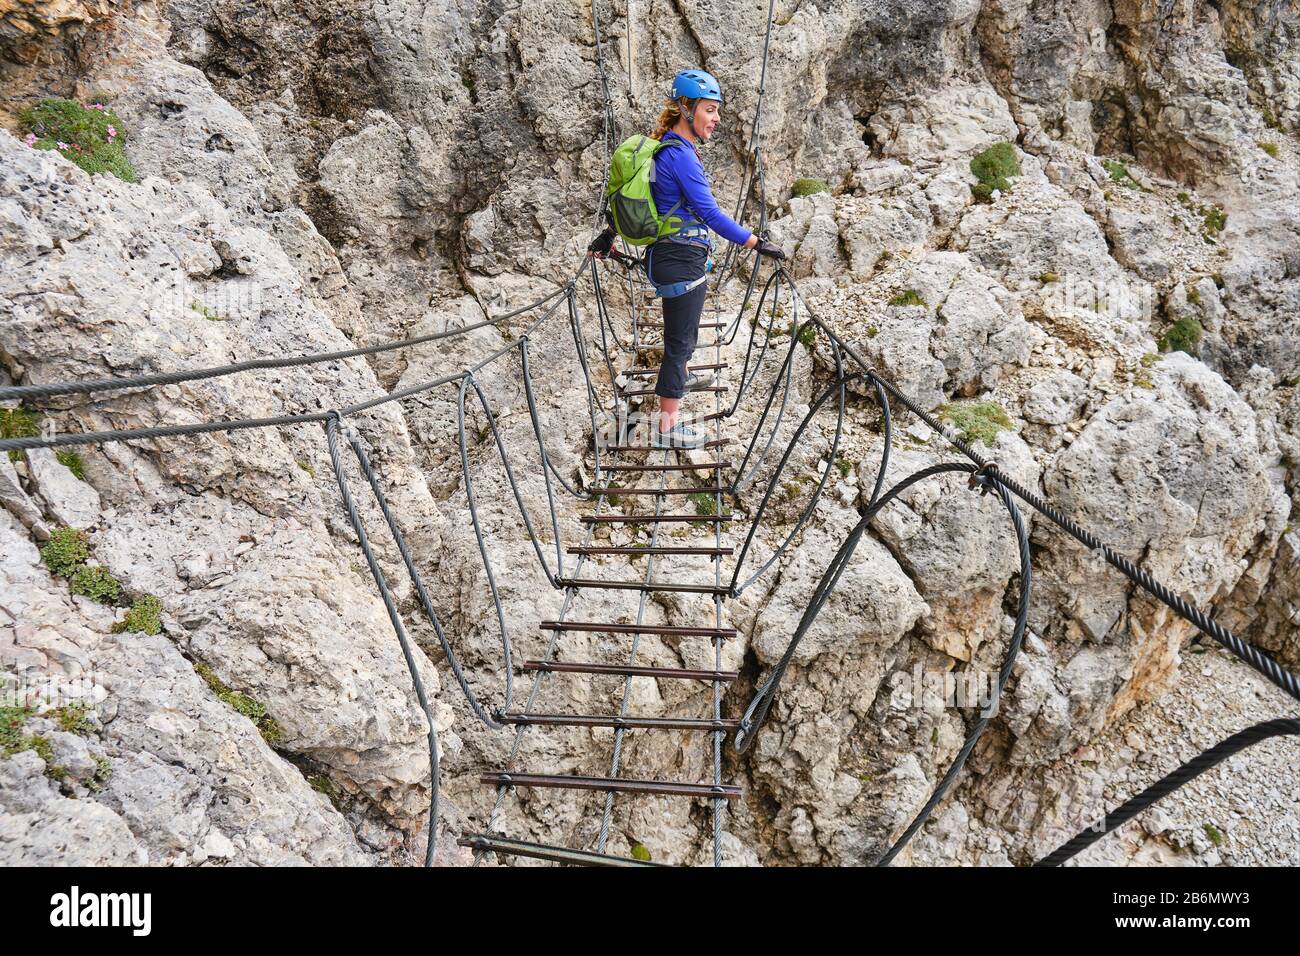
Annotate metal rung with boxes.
[622,385,729,397]
[480,772,742,800]
[566,545,732,556]
[635,342,719,352]
[458,833,661,867]
[499,712,740,731]
[588,486,728,496]
[601,461,728,472]
[580,513,733,523]
[640,321,727,330]
[557,578,729,595]
[622,363,727,377]
[522,660,739,681]
[603,438,732,452]
[539,621,738,639]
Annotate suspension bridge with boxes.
[0,0,1296,868]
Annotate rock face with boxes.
[2,0,1299,867]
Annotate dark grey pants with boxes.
[647,240,709,399]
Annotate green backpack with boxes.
[604,134,686,246]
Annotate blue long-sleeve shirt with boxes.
[651,131,753,247]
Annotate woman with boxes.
[592,69,784,449]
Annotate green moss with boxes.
[1039,272,1059,284]
[1259,140,1279,159]
[629,842,652,862]
[194,662,282,744]
[18,98,138,183]
[296,459,316,478]
[55,449,86,480]
[113,594,162,635]
[1203,823,1224,846]
[1140,352,1161,368]
[791,177,829,198]
[1212,272,1225,289]
[688,492,718,516]
[1186,287,1201,306]
[1158,317,1203,356]
[930,726,939,745]
[71,564,121,604]
[888,289,926,308]
[969,142,1020,202]
[40,526,90,578]
[938,400,1015,447]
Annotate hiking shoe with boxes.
[652,422,709,449]
[684,371,719,391]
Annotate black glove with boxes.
[756,240,786,260]
[588,228,615,258]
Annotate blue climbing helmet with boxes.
[671,69,722,103]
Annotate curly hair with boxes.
[650,96,697,139]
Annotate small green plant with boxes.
[55,449,86,480]
[1039,272,1059,284]
[0,406,41,441]
[1177,191,1193,207]
[71,564,121,604]
[1186,287,1201,306]
[40,526,90,578]
[865,324,879,338]
[1203,822,1224,846]
[296,459,315,478]
[194,662,282,744]
[1158,317,1203,356]
[630,842,652,862]
[930,726,939,745]
[1260,107,1281,130]
[969,142,1020,202]
[18,98,138,183]
[1,705,31,755]
[190,300,226,321]
[796,323,817,347]
[1140,352,1161,368]
[688,492,718,516]
[1212,272,1225,289]
[835,457,853,479]
[876,249,893,268]
[113,594,162,635]
[1259,140,1279,159]
[888,289,926,308]
[309,773,345,810]
[87,754,112,793]
[791,177,829,198]
[0,708,68,782]
[1201,205,1227,239]
[937,401,1015,447]
[51,701,94,735]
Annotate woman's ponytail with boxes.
[650,97,694,139]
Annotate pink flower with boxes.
[23,133,36,147]
[90,103,106,111]
[56,141,69,150]
[106,126,117,139]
